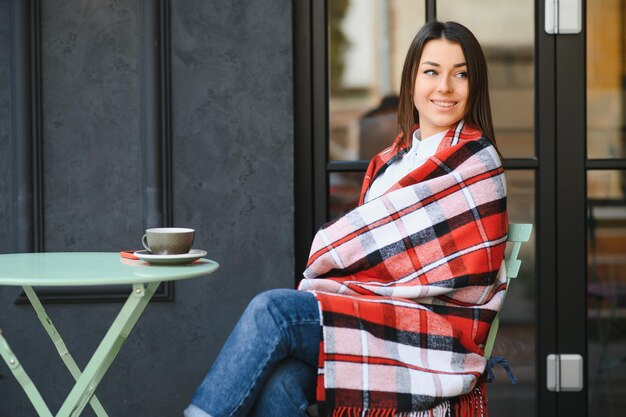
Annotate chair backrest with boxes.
[483,223,533,358]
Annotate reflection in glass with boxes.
[437,0,535,158]
[587,170,626,415]
[329,172,364,220]
[328,0,425,161]
[587,2,626,159]
[488,169,536,416]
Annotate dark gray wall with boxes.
[0,1,294,416]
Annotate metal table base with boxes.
[0,281,160,417]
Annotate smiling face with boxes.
[413,38,469,139]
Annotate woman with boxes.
[185,21,507,417]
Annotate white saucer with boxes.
[134,249,207,265]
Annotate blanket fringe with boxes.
[452,382,488,417]
[398,400,451,417]
[327,382,487,417]
[330,402,449,417]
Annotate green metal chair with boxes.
[483,223,533,359]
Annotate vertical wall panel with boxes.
[0,0,12,253]
[42,0,142,251]
[169,0,295,404]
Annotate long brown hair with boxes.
[397,21,497,151]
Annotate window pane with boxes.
[328,0,425,161]
[329,172,364,219]
[587,170,626,415]
[437,0,535,159]
[587,1,626,158]
[486,169,536,416]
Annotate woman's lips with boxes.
[431,100,457,108]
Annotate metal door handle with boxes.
[547,354,583,392]
[545,0,582,34]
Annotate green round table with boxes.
[0,252,219,286]
[0,252,219,417]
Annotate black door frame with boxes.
[536,1,559,414]
[551,1,587,414]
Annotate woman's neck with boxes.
[420,126,452,140]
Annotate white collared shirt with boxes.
[364,129,447,203]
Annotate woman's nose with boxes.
[437,76,452,93]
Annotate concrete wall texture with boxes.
[0,1,294,415]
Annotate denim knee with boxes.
[244,289,290,329]
[247,289,292,314]
[243,289,320,357]
[245,289,318,327]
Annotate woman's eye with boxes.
[455,71,468,78]
[424,69,437,76]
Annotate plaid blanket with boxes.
[298,122,508,416]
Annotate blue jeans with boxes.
[184,289,321,417]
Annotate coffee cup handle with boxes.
[142,234,151,252]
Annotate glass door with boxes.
[293,0,626,415]
[586,1,626,415]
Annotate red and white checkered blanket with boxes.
[299,122,508,416]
